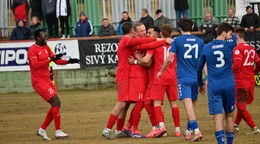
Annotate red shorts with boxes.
[150,84,178,101]
[116,77,129,102]
[235,86,254,110]
[33,80,57,102]
[129,77,147,102]
[144,84,153,104]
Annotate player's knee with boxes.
[170,100,178,108]
[49,95,61,107]
[117,102,126,110]
[153,101,161,107]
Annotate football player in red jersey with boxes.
[102,22,161,139]
[28,29,79,141]
[133,24,181,138]
[123,23,173,138]
[232,28,260,134]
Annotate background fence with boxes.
[0,0,236,38]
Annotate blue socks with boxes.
[215,130,225,144]
[189,120,199,130]
[215,130,234,144]
[226,131,234,144]
[187,121,192,131]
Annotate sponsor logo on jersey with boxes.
[186,38,196,41]
[212,44,224,49]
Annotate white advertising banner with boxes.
[0,42,33,71]
[0,40,80,71]
[48,40,80,70]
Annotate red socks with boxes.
[106,114,118,129]
[144,103,157,126]
[116,118,125,131]
[52,106,61,130]
[242,110,256,128]
[235,109,256,128]
[154,106,164,124]
[235,110,243,125]
[41,107,61,130]
[172,107,180,127]
[132,102,144,131]
[41,108,53,130]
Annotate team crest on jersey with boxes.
[234,50,240,55]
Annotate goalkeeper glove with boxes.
[68,58,80,64]
[51,53,64,61]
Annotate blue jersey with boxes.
[197,35,236,89]
[170,34,204,79]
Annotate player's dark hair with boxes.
[133,22,144,31]
[148,25,161,34]
[217,23,234,36]
[161,24,173,38]
[234,27,245,39]
[34,28,45,41]
[122,22,133,35]
[177,17,193,32]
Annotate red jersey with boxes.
[148,44,177,85]
[129,40,167,78]
[116,36,156,79]
[233,42,260,87]
[129,50,148,78]
[28,44,67,84]
[147,50,155,83]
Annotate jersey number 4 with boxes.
[184,44,198,59]
[243,50,255,66]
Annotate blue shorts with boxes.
[208,86,235,115]
[178,78,198,101]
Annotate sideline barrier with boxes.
[79,38,120,68]
[0,31,259,69]
[0,30,260,92]
[0,40,80,71]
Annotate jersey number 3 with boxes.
[214,51,225,68]
[184,44,198,59]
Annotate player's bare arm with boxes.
[203,64,208,89]
[134,51,153,64]
[128,52,153,67]
[157,52,175,79]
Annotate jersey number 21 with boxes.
[184,44,198,59]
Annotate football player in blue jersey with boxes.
[197,23,236,144]
[157,17,204,142]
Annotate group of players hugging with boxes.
[27,17,260,144]
[100,18,260,144]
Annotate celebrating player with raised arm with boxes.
[197,23,236,144]
[157,18,204,142]
[102,22,163,139]
[232,28,260,134]
[28,29,80,141]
